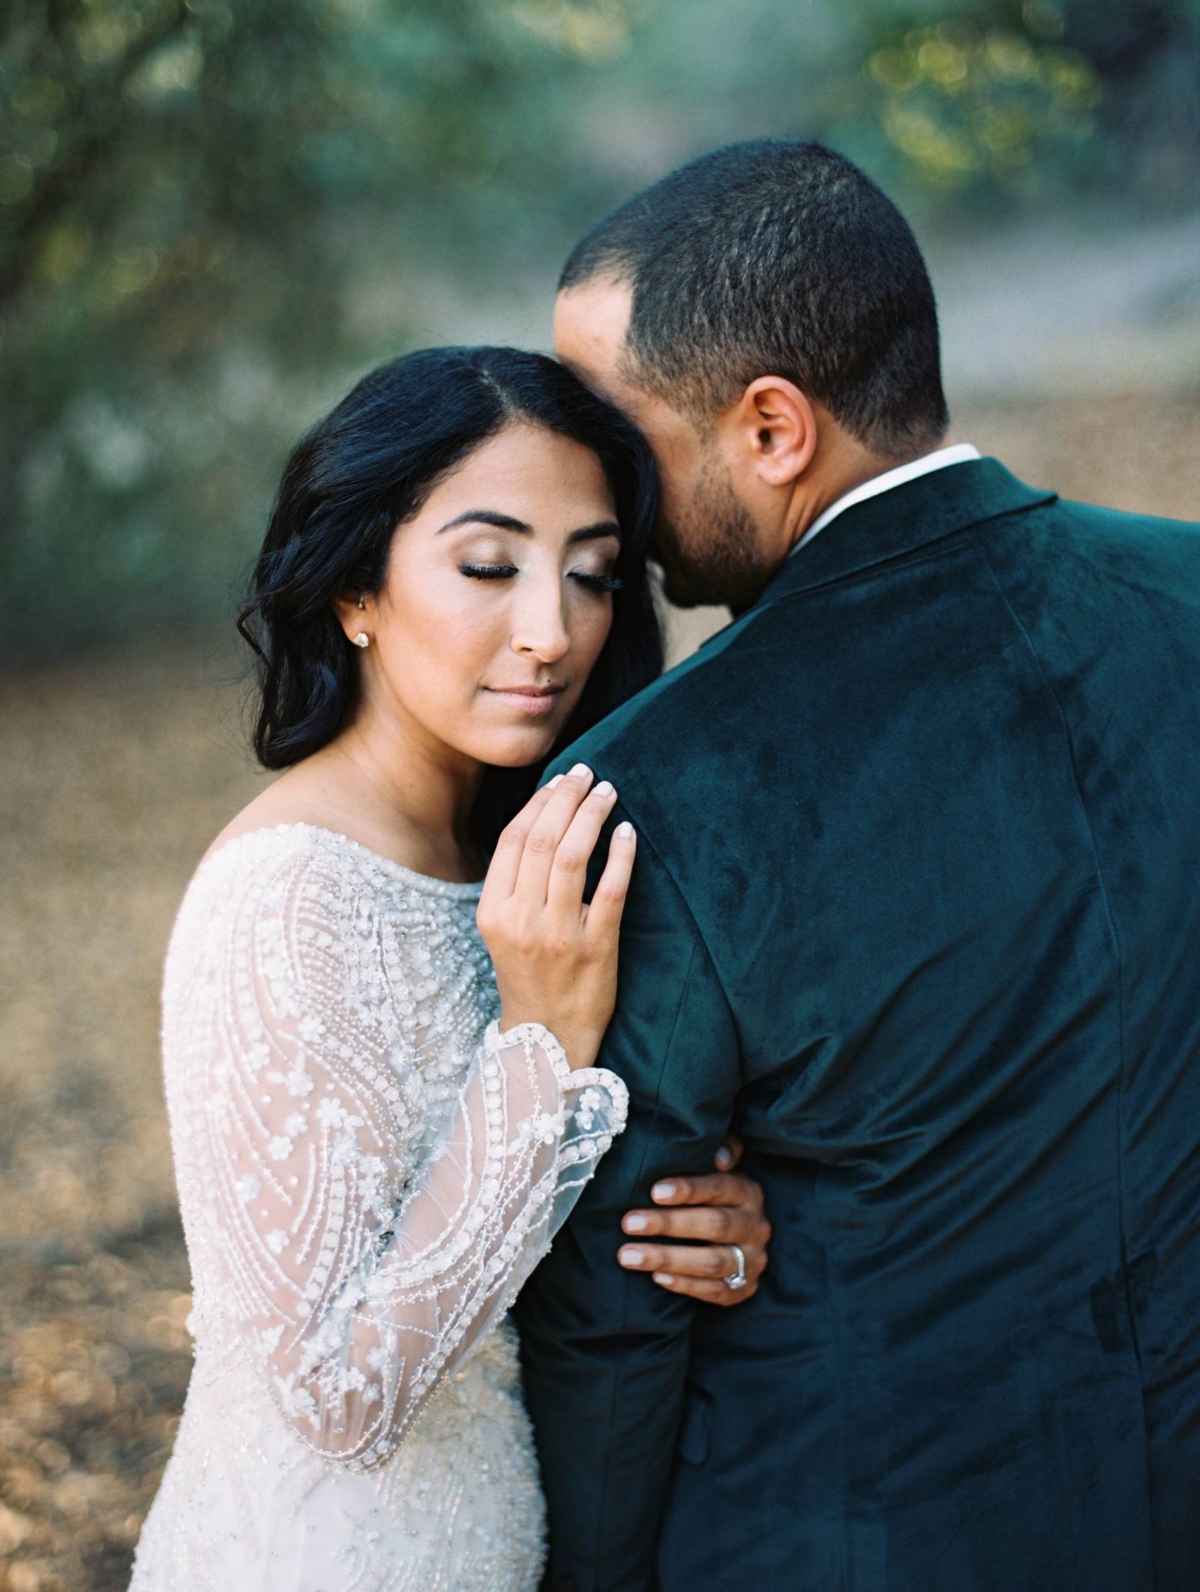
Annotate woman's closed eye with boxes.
[460,562,519,581]
[571,569,624,593]
[459,562,623,593]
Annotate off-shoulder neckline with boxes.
[194,822,486,899]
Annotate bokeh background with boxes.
[1,1,1198,1585]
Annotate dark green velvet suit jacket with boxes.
[513,459,1200,1592]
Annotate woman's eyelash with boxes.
[573,573,624,593]
[459,563,623,593]
[460,563,518,581]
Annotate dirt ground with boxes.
[1,391,1196,1590]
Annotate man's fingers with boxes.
[618,1230,766,1302]
[481,778,561,902]
[621,1202,771,1249]
[618,1241,765,1282]
[513,765,595,905]
[581,819,637,945]
[545,779,619,918]
[650,1273,758,1307]
[619,1169,771,1307]
[714,1134,743,1171]
[650,1171,764,1211]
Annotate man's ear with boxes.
[724,376,818,487]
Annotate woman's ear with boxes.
[333,590,374,648]
[725,376,818,488]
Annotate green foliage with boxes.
[867,10,1102,189]
[859,0,1198,198]
[0,0,647,648]
[2,0,649,322]
[1,0,1195,652]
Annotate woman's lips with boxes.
[486,687,565,716]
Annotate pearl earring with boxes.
[353,632,370,649]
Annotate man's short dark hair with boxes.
[560,140,949,459]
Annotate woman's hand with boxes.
[476,763,636,1072]
[617,1137,771,1305]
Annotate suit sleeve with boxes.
[512,797,741,1592]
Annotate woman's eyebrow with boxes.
[567,520,622,545]
[436,510,621,544]
[437,509,531,534]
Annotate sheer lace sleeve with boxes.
[168,833,627,1471]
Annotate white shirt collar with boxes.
[792,443,982,556]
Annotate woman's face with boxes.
[342,421,622,769]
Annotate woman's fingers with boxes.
[513,764,595,905]
[545,778,620,917]
[479,763,632,1070]
[582,818,637,946]
[481,778,561,903]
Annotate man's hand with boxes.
[617,1136,771,1304]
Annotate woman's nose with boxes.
[509,580,571,663]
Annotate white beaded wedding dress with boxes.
[129,823,628,1591]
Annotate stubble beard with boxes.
[654,454,772,614]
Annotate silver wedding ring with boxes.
[723,1242,748,1291]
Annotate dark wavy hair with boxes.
[237,345,663,859]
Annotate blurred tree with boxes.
[0,0,1195,653]
[858,0,1199,202]
[2,0,655,325]
[0,0,650,649]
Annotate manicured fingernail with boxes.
[568,763,591,777]
[715,1147,733,1169]
[623,1213,649,1232]
[618,1248,645,1267]
[654,1273,674,1286]
[547,775,564,788]
[616,822,635,841]
[593,780,614,797]
[651,1182,676,1201]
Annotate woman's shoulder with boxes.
[169,824,346,950]
[162,821,485,1033]
[175,819,483,946]
[192,819,330,887]
[197,766,485,905]
[165,823,399,1002]
[193,768,392,898]
[196,771,322,868]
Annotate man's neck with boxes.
[788,440,910,554]
[789,435,969,556]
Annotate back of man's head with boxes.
[560,139,949,461]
